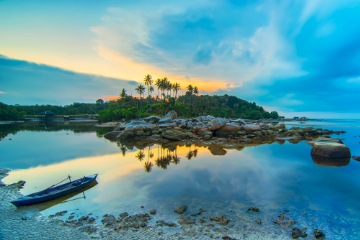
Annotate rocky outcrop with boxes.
[102,111,348,149]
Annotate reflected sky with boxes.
[2,121,360,237]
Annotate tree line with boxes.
[0,74,279,121]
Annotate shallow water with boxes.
[1,120,360,239]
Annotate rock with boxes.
[197,115,215,122]
[208,146,227,155]
[197,129,213,139]
[307,137,343,146]
[273,213,297,229]
[11,180,26,189]
[104,131,122,141]
[192,122,209,133]
[162,129,188,141]
[165,110,178,120]
[314,229,326,239]
[215,123,241,137]
[274,123,286,129]
[311,142,351,158]
[208,118,227,131]
[178,216,196,225]
[247,207,260,213]
[117,213,151,230]
[101,214,116,227]
[174,205,187,214]
[222,236,237,240]
[352,156,360,161]
[231,118,246,125]
[210,216,230,225]
[54,210,67,217]
[119,212,129,219]
[156,220,177,227]
[118,130,136,141]
[143,116,160,123]
[243,124,261,132]
[113,122,126,131]
[149,209,157,215]
[255,219,262,224]
[125,120,155,131]
[292,227,308,239]
[78,225,97,234]
[158,122,177,128]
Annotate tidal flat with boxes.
[1,119,360,239]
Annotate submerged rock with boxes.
[292,227,308,239]
[210,216,230,225]
[314,229,326,239]
[247,207,260,213]
[156,220,177,227]
[352,156,360,161]
[174,205,187,214]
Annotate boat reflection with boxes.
[311,154,350,167]
[15,180,98,212]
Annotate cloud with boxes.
[0,56,136,105]
[91,0,305,92]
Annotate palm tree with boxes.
[155,78,162,99]
[144,74,153,98]
[135,84,146,99]
[187,85,193,95]
[149,86,154,98]
[193,86,199,95]
[172,83,181,98]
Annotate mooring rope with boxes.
[46,175,71,189]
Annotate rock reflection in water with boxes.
[311,154,350,167]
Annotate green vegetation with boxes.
[0,74,278,121]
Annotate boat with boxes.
[11,174,98,207]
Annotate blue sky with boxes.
[1,0,360,118]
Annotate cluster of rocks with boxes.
[103,111,343,148]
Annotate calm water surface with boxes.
[1,121,360,238]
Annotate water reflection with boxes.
[311,154,350,167]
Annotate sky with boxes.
[1,0,360,118]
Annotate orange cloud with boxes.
[95,45,233,93]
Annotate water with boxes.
[1,121,360,238]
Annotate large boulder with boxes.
[311,142,351,158]
[162,129,188,141]
[159,110,178,124]
[208,118,227,131]
[215,123,241,137]
[192,122,209,133]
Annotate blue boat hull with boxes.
[11,174,98,207]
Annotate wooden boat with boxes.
[11,174,98,207]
